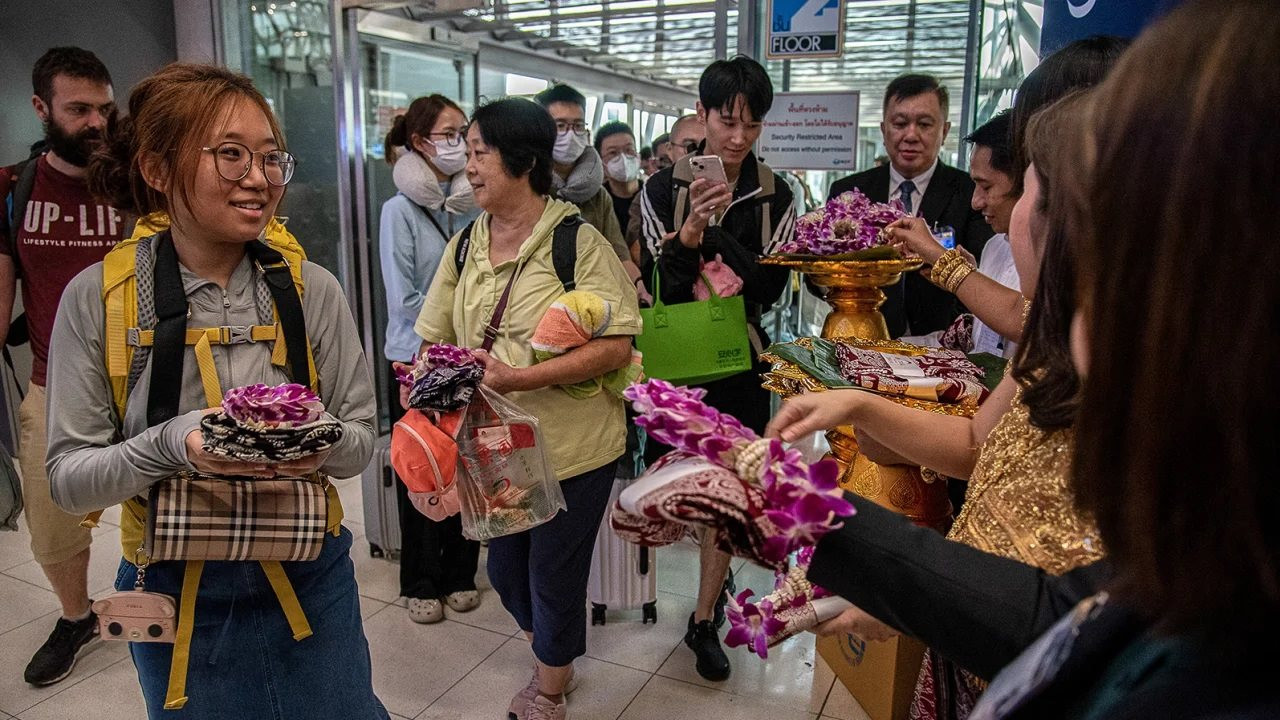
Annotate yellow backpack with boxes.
[87,213,340,710]
[102,212,317,419]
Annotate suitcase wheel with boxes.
[369,542,385,559]
[591,603,607,626]
[642,601,657,624]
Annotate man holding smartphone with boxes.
[636,56,795,683]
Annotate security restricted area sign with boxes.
[766,0,846,59]
[758,92,860,171]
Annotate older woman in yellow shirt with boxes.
[413,97,639,720]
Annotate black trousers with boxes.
[388,364,481,599]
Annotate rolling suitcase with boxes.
[587,475,657,625]
[361,434,401,558]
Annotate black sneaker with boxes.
[684,612,731,681]
[24,610,100,686]
[711,568,736,630]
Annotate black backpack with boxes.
[2,153,40,348]
[452,214,581,291]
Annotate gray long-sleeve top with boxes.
[45,249,376,514]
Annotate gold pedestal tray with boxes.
[759,255,923,340]
[761,337,973,532]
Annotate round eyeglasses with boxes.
[428,130,466,147]
[555,120,590,137]
[202,142,296,186]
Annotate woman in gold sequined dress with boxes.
[768,81,1111,720]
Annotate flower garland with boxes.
[774,188,906,256]
[222,382,324,428]
[623,379,853,657]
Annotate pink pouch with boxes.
[692,254,743,301]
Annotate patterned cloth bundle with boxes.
[200,383,343,463]
[834,342,990,406]
[399,344,486,412]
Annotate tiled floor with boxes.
[0,476,872,720]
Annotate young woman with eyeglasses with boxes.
[379,93,483,625]
[45,63,386,718]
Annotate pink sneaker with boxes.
[507,665,577,720]
[525,694,567,720]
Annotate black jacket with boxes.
[827,162,993,337]
[636,147,794,318]
[809,499,1280,719]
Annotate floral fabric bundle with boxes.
[613,380,854,572]
[398,343,486,412]
[773,188,906,256]
[834,342,990,406]
[201,383,343,463]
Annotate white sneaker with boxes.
[407,598,444,624]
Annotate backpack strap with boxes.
[245,240,313,388]
[672,156,694,229]
[146,232,188,427]
[754,159,777,251]
[551,215,580,291]
[452,216,578,292]
[6,156,39,278]
[453,221,476,276]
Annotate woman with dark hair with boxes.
[768,38,1126,720]
[772,94,1104,719]
[764,1,1280,716]
[1008,35,1128,193]
[412,97,639,720]
[45,63,385,717]
[379,93,482,624]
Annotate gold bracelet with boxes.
[944,262,975,293]
[929,248,964,286]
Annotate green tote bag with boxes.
[636,267,753,386]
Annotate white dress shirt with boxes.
[888,158,939,217]
[971,233,1022,357]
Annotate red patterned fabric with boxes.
[834,343,989,405]
[909,649,983,720]
[610,453,788,572]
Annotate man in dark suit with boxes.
[828,74,993,338]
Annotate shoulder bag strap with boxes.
[245,240,312,388]
[146,231,187,427]
[551,215,580,291]
[417,202,450,245]
[481,263,524,353]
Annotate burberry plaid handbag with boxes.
[144,472,329,562]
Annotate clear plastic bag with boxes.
[455,385,566,541]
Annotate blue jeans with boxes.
[114,527,389,719]
[487,459,618,667]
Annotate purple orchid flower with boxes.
[723,589,786,659]
[772,188,905,256]
[222,383,325,428]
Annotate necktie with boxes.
[898,179,917,215]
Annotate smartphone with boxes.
[689,155,728,186]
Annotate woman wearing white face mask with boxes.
[594,121,643,254]
[378,94,482,625]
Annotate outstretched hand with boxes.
[886,217,945,264]
[813,605,899,642]
[764,389,864,443]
